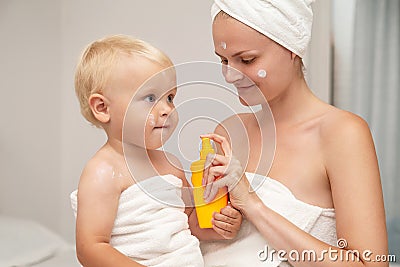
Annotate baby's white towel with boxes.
[71,175,204,267]
[201,173,337,267]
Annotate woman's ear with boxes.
[89,93,110,124]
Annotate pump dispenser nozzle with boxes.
[200,138,215,160]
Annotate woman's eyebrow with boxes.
[215,50,254,58]
[214,51,223,57]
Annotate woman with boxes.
[200,0,388,266]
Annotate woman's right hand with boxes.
[201,133,252,212]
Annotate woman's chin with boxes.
[238,95,263,107]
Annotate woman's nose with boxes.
[222,65,244,84]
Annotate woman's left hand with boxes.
[201,133,243,203]
[201,133,253,212]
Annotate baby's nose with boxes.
[156,100,173,117]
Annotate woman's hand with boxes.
[201,133,252,211]
[212,204,243,239]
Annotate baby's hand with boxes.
[212,204,242,239]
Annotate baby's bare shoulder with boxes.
[78,150,123,195]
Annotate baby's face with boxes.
[125,85,178,150]
[122,59,178,150]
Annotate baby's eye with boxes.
[241,58,255,64]
[220,58,228,65]
[144,94,156,102]
[167,94,175,103]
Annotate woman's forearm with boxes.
[243,195,385,267]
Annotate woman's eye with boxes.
[167,94,175,103]
[220,58,228,65]
[241,58,255,64]
[144,94,156,102]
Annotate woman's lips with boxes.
[236,84,255,90]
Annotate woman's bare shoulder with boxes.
[151,150,186,179]
[216,112,256,130]
[214,112,254,139]
[219,112,253,124]
[320,107,371,140]
[318,106,374,163]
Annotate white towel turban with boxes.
[211,0,315,58]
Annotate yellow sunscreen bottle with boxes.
[190,137,228,228]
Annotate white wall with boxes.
[305,0,332,103]
[0,0,330,243]
[332,0,357,106]
[0,0,62,234]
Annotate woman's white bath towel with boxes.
[201,173,337,267]
[71,175,203,267]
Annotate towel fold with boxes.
[71,175,204,267]
[211,0,315,58]
[201,173,336,267]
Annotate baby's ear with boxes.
[89,93,110,124]
[291,52,297,60]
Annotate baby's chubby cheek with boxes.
[146,114,155,127]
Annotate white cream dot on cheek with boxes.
[147,114,155,127]
[257,69,267,78]
[220,41,227,50]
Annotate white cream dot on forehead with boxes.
[257,69,267,78]
[220,41,227,50]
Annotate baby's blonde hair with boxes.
[75,34,173,127]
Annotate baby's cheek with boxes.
[146,114,155,127]
[162,110,178,133]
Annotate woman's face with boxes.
[212,13,298,105]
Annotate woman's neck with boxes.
[265,78,319,127]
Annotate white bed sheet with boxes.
[31,246,80,267]
[0,215,80,267]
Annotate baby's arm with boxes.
[75,159,145,267]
